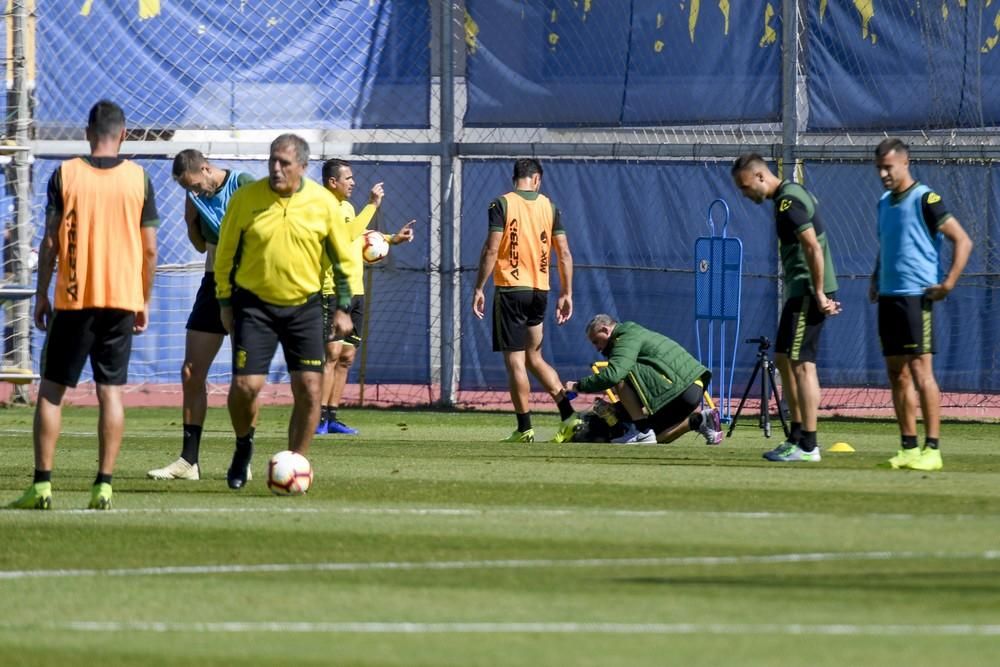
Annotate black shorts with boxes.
[774,293,834,363]
[231,289,325,375]
[648,382,703,434]
[322,295,364,347]
[878,295,935,356]
[41,308,135,387]
[492,289,547,352]
[186,272,227,335]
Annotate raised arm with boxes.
[390,220,416,245]
[347,181,385,239]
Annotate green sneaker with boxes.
[885,447,923,470]
[765,440,797,458]
[88,483,113,510]
[904,447,943,472]
[763,443,822,462]
[7,482,52,510]
[550,415,583,443]
[502,428,535,443]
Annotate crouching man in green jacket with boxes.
[564,314,722,445]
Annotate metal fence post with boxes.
[438,1,457,406]
[9,0,33,404]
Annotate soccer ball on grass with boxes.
[267,450,313,496]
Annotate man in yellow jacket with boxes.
[214,134,353,489]
[317,158,415,435]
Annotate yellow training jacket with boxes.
[321,198,378,297]
[215,177,352,308]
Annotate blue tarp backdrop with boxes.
[31,2,999,131]
[463,0,1000,129]
[807,1,1000,129]
[35,2,429,129]
[465,0,781,126]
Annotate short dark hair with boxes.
[172,149,207,179]
[322,158,351,183]
[271,133,310,166]
[875,138,909,160]
[513,158,543,181]
[87,100,125,139]
[731,153,767,176]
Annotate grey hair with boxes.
[271,133,310,166]
[585,313,617,336]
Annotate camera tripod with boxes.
[727,336,789,439]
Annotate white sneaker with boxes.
[147,458,200,480]
[611,424,657,444]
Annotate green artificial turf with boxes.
[0,406,997,666]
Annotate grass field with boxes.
[0,405,998,666]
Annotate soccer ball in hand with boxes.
[267,450,313,496]
[361,230,390,265]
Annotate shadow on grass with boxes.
[616,570,1000,593]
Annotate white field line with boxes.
[22,505,996,522]
[1,550,998,581]
[0,620,998,636]
[0,428,279,439]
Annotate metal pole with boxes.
[438,1,457,406]
[10,0,33,404]
[780,0,799,170]
[776,0,801,338]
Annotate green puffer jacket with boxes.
[576,321,710,414]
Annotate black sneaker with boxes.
[227,441,254,490]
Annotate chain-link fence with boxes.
[2,1,998,415]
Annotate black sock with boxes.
[556,395,575,421]
[236,430,254,454]
[789,421,803,444]
[33,469,51,484]
[94,472,112,486]
[181,424,202,464]
[687,412,704,431]
[516,412,532,432]
[634,418,652,432]
[327,406,338,422]
[800,430,817,452]
[925,437,939,450]
[902,435,919,449]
